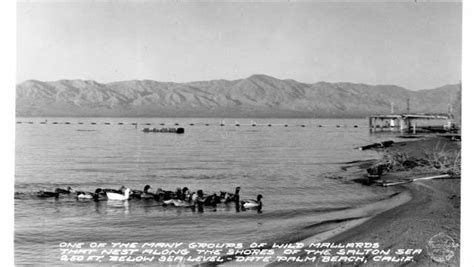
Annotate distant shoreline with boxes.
[16,77,461,120]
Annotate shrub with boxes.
[378,149,461,177]
[423,150,461,177]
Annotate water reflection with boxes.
[105,200,130,214]
[142,199,157,214]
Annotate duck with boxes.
[76,190,93,199]
[219,186,241,203]
[241,194,263,209]
[130,188,145,199]
[103,186,125,194]
[55,186,73,194]
[140,185,154,199]
[37,189,60,198]
[219,191,230,203]
[162,188,198,207]
[181,187,191,201]
[106,188,131,201]
[193,190,220,206]
[175,187,183,200]
[154,188,175,202]
[202,193,220,206]
[93,188,108,201]
[165,190,200,207]
[76,188,102,200]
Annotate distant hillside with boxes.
[16,74,461,118]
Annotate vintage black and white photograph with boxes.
[14,0,465,266]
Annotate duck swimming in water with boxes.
[154,188,175,201]
[181,187,191,201]
[37,189,60,198]
[106,188,131,201]
[76,188,103,200]
[130,189,144,199]
[202,193,220,206]
[55,186,73,194]
[220,186,241,203]
[103,186,125,194]
[164,190,202,208]
[140,185,154,199]
[93,188,107,201]
[175,187,183,200]
[76,191,93,199]
[240,194,263,209]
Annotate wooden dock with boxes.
[368,113,454,133]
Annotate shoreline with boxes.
[221,190,413,267]
[325,179,460,266]
[266,137,460,266]
[322,137,461,266]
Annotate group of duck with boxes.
[37,186,263,209]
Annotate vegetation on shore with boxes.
[378,147,461,178]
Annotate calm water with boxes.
[15,118,400,265]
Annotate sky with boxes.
[17,1,462,90]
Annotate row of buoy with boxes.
[16,121,361,128]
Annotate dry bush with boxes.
[381,151,425,172]
[380,149,461,177]
[423,150,461,177]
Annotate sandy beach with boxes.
[326,137,461,266]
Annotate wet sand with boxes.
[326,137,461,266]
[326,179,460,266]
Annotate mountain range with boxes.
[16,74,461,118]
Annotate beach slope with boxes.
[328,137,461,266]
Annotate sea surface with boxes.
[15,118,402,265]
